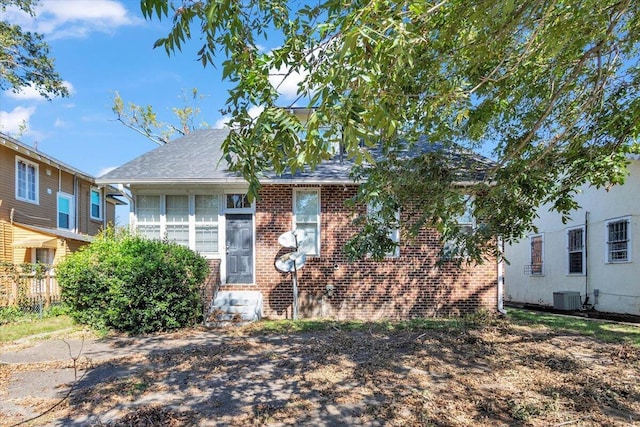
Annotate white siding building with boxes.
[504,157,640,316]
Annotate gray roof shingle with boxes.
[96,129,496,186]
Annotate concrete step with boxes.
[206,290,263,327]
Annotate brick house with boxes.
[0,132,123,304]
[97,129,503,321]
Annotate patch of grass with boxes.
[0,315,80,342]
[507,308,640,346]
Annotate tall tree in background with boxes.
[112,88,208,145]
[0,0,68,99]
[140,0,640,262]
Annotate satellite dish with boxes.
[275,251,307,272]
[278,229,308,248]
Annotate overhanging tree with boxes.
[0,0,69,99]
[139,0,640,262]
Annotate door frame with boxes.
[221,191,256,285]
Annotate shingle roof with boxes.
[96,129,237,184]
[96,129,496,186]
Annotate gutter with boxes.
[497,236,507,315]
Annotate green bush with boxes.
[57,228,209,334]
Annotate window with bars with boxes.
[607,219,630,263]
[567,227,585,274]
[529,234,543,275]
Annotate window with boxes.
[367,201,400,258]
[34,248,54,265]
[195,195,219,254]
[443,197,475,260]
[607,218,630,263]
[135,194,220,255]
[16,157,38,203]
[567,227,585,274]
[57,193,74,230]
[226,193,251,209]
[90,188,102,220]
[529,234,544,275]
[293,189,320,256]
[165,195,189,247]
[136,195,161,240]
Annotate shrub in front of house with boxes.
[57,228,209,334]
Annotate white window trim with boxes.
[605,216,632,264]
[293,188,321,257]
[194,193,222,256]
[367,201,400,258]
[567,225,586,275]
[15,156,39,204]
[529,233,544,276]
[134,193,223,258]
[223,190,255,214]
[90,187,103,221]
[57,192,75,231]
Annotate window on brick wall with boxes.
[606,217,631,263]
[443,197,475,260]
[293,188,320,256]
[367,201,400,258]
[567,226,585,274]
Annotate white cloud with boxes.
[214,106,264,129]
[5,81,75,101]
[54,118,68,128]
[0,106,37,134]
[3,1,139,40]
[269,65,308,100]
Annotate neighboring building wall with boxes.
[220,184,498,320]
[505,159,640,316]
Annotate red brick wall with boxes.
[218,184,498,320]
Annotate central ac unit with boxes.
[553,291,581,311]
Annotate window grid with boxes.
[57,193,73,230]
[607,220,629,262]
[294,189,320,256]
[135,194,220,255]
[567,228,584,274]
[16,158,38,203]
[530,235,543,275]
[90,189,102,220]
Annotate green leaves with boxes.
[138,0,639,262]
[0,0,69,99]
[57,227,209,334]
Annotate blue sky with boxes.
[0,0,300,179]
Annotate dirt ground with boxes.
[0,317,639,427]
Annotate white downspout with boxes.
[497,236,507,315]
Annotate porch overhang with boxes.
[12,237,57,248]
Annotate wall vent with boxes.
[553,291,581,311]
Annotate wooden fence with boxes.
[0,265,61,308]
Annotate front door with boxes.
[225,214,253,283]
